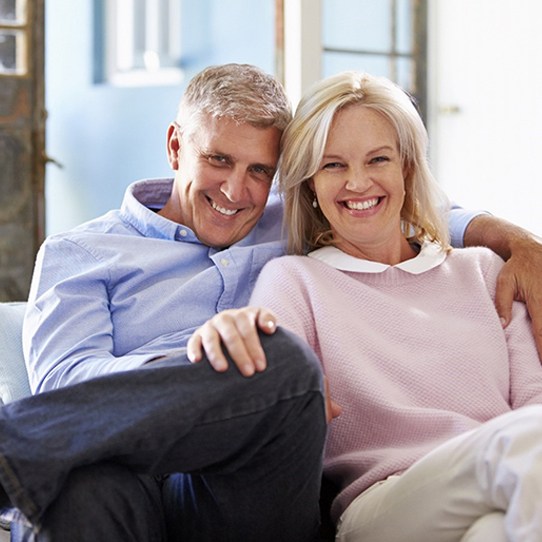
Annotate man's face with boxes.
[163,115,282,248]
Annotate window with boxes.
[94,0,183,86]
[0,0,28,76]
[321,0,427,119]
[281,0,427,119]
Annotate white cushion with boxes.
[0,303,32,404]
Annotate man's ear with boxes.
[166,123,181,170]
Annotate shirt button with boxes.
[179,229,188,237]
[220,258,230,267]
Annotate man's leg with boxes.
[160,382,324,541]
[0,328,325,541]
[10,465,165,542]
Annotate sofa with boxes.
[0,302,31,540]
[0,301,337,540]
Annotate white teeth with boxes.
[346,197,379,210]
[211,200,238,216]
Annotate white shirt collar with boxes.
[307,241,447,274]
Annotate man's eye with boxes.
[209,155,228,165]
[250,165,274,180]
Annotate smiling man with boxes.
[159,115,281,248]
[14,64,326,542]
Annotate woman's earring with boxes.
[312,197,318,209]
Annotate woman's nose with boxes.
[345,168,372,192]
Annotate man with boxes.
[2,63,542,541]
[5,64,326,542]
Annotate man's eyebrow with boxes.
[199,146,232,158]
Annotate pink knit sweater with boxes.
[249,246,542,521]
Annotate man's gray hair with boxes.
[176,63,292,135]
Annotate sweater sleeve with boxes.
[504,301,542,407]
[479,250,542,407]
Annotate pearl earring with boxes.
[312,197,318,209]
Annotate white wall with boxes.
[428,0,542,235]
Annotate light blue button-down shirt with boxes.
[23,178,482,393]
[23,179,286,392]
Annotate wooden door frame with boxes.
[0,0,45,301]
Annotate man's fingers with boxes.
[186,333,204,363]
[187,307,275,376]
[530,316,542,360]
[198,322,231,372]
[494,267,516,328]
[257,308,277,335]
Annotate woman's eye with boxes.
[323,162,343,170]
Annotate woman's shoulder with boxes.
[447,245,505,274]
[261,253,327,274]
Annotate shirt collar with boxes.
[119,178,285,248]
[120,178,197,241]
[308,241,447,274]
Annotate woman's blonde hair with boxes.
[279,71,451,255]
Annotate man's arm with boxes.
[463,213,542,357]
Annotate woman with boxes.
[248,72,542,541]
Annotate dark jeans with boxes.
[0,328,326,541]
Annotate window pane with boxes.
[322,0,392,52]
[0,0,25,24]
[396,0,413,54]
[0,29,25,74]
[396,57,414,91]
[322,53,415,94]
[322,52,392,79]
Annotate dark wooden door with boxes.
[0,0,45,301]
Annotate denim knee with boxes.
[256,326,324,394]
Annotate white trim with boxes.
[283,0,322,108]
[308,242,447,275]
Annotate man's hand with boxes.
[187,307,277,377]
[464,214,542,357]
[324,376,342,422]
[494,236,542,357]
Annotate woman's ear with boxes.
[307,178,315,191]
[166,123,181,170]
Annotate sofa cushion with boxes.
[0,303,32,404]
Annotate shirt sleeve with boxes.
[448,203,490,248]
[23,237,168,393]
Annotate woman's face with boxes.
[311,104,407,262]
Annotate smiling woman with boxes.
[279,70,449,257]
[248,69,542,542]
[308,105,411,264]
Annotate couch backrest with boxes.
[0,302,32,403]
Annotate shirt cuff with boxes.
[448,205,491,248]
